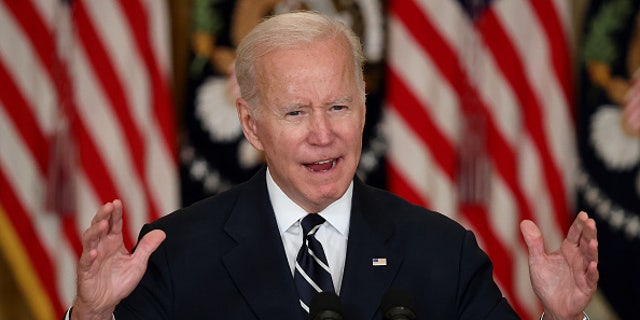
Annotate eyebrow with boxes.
[326,96,353,106]
[282,96,355,111]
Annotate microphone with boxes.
[309,291,344,320]
[380,288,417,320]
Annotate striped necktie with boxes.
[294,214,335,314]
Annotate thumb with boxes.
[132,229,166,264]
[520,220,545,259]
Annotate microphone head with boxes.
[310,291,344,320]
[381,288,417,320]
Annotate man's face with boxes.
[237,36,366,213]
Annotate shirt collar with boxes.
[266,167,351,237]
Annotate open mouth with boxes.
[304,158,338,172]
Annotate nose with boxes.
[307,112,333,145]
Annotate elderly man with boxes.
[68,11,598,320]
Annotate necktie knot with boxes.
[301,214,325,236]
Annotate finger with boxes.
[520,220,545,258]
[78,220,109,270]
[585,261,599,290]
[572,260,598,294]
[579,218,598,262]
[583,238,599,276]
[589,237,599,264]
[565,211,588,245]
[132,229,166,266]
[81,219,109,252]
[581,215,597,242]
[90,200,119,226]
[108,199,123,235]
[90,203,109,226]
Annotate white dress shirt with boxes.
[266,168,351,294]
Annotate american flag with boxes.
[0,1,177,318]
[385,0,575,318]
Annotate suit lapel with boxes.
[221,168,303,320]
[340,180,404,320]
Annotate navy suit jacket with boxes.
[115,167,519,319]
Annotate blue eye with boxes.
[287,111,301,116]
[332,105,346,111]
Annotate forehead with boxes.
[254,38,356,104]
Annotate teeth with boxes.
[315,159,333,165]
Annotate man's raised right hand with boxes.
[71,200,165,320]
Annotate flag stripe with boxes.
[6,0,126,257]
[71,103,136,250]
[0,171,62,313]
[3,1,56,76]
[73,1,161,225]
[386,0,573,318]
[461,206,528,317]
[391,0,535,224]
[2,1,62,123]
[118,0,176,166]
[117,0,177,220]
[0,0,86,281]
[477,9,570,232]
[385,107,457,216]
[0,61,48,174]
[0,1,177,315]
[529,0,572,107]
[386,131,431,209]
[387,68,456,178]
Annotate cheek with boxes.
[344,121,365,143]
[262,129,299,157]
[277,125,307,143]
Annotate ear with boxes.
[360,81,367,130]
[237,98,265,151]
[361,103,367,131]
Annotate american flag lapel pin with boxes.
[372,257,387,266]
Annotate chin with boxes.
[313,182,349,201]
